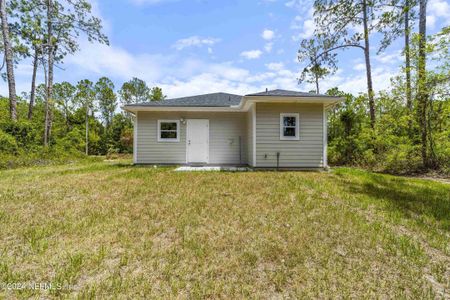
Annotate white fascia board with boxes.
[233,96,344,111]
[323,100,344,110]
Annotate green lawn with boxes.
[0,161,449,298]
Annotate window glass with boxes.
[158,121,179,141]
[283,127,296,137]
[160,131,177,139]
[280,114,299,140]
[160,122,177,131]
[283,116,296,127]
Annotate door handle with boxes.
[188,140,191,145]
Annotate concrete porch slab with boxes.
[174,166,252,172]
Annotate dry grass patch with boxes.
[0,162,448,298]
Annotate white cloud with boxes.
[172,36,220,50]
[290,15,301,30]
[65,41,166,82]
[264,42,273,53]
[425,0,450,30]
[428,0,450,26]
[292,19,315,40]
[353,63,366,71]
[285,0,296,7]
[207,64,250,81]
[159,74,259,98]
[60,40,307,98]
[304,66,397,96]
[285,0,309,11]
[60,40,264,98]
[240,50,263,59]
[266,62,285,71]
[262,29,275,40]
[245,72,277,83]
[261,29,275,52]
[375,50,403,64]
[88,0,112,34]
[0,65,39,97]
[427,15,437,28]
[291,8,315,41]
[349,23,364,35]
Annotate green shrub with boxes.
[328,144,342,166]
[56,128,85,152]
[0,130,19,154]
[0,120,41,148]
[383,144,422,174]
[359,149,377,168]
[119,127,133,153]
[106,147,120,159]
[434,130,450,174]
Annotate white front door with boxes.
[186,119,209,163]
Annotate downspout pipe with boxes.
[276,152,280,170]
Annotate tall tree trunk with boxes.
[42,57,48,141]
[404,0,413,134]
[427,97,437,167]
[315,73,320,94]
[44,0,54,146]
[362,0,376,128]
[85,102,89,155]
[28,48,39,120]
[417,0,428,168]
[0,0,17,121]
[65,106,70,132]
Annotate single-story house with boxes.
[123,89,342,169]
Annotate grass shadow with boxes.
[1,161,135,179]
[333,169,450,232]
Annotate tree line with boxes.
[298,0,449,173]
[0,0,167,167]
[0,75,165,167]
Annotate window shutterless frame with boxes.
[280,113,299,140]
[157,120,180,142]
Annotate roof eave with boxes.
[243,95,342,100]
[122,106,241,113]
[123,96,345,113]
[235,95,344,110]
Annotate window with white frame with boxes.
[157,120,180,142]
[280,113,299,140]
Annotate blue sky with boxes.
[4,0,450,98]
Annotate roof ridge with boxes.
[163,92,242,101]
[245,89,338,98]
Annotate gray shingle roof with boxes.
[124,89,340,108]
[245,89,338,98]
[125,92,242,107]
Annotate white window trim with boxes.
[157,120,180,142]
[133,111,138,164]
[252,103,256,167]
[280,113,300,141]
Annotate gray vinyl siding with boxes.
[136,112,247,165]
[255,103,324,168]
[247,106,254,166]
